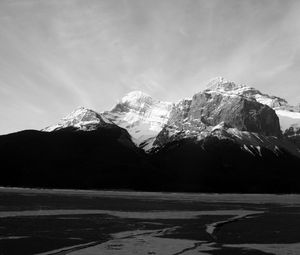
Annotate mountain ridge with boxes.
[43,77,300,153]
[1,77,300,193]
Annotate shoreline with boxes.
[1,186,300,204]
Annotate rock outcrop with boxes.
[189,91,281,136]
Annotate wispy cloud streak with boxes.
[0,0,300,133]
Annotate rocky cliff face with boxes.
[205,77,300,133]
[189,91,281,136]
[153,79,282,152]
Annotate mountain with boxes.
[1,77,300,193]
[205,77,288,108]
[42,78,300,152]
[147,79,300,193]
[44,92,173,150]
[103,91,173,150]
[42,107,114,132]
[0,126,157,190]
[201,77,300,151]
[205,77,300,133]
[150,134,300,193]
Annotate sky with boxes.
[0,0,300,134]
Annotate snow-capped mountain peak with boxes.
[205,77,288,108]
[62,106,95,120]
[203,78,300,132]
[206,77,241,91]
[121,91,153,104]
[61,106,110,124]
[43,106,112,132]
[103,91,173,146]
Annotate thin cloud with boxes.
[0,0,300,134]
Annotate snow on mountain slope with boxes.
[153,121,300,157]
[42,91,173,147]
[275,110,300,131]
[103,91,173,146]
[43,107,113,132]
[206,77,288,108]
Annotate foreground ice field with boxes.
[0,188,300,255]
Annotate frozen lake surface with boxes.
[0,188,300,255]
